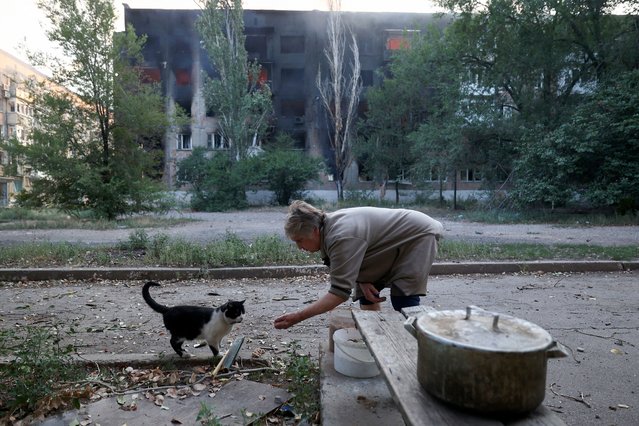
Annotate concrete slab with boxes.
[35,379,291,426]
[319,342,405,426]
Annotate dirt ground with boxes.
[1,270,638,426]
[1,211,638,425]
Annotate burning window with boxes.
[386,36,409,50]
[175,69,191,86]
[139,67,161,83]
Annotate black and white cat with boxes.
[142,281,245,357]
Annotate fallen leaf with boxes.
[193,383,207,392]
[154,395,165,406]
[610,348,624,355]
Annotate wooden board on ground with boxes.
[352,309,566,426]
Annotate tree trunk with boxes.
[453,169,458,210]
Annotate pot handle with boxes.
[546,341,569,359]
[403,316,418,339]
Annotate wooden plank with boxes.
[353,310,501,426]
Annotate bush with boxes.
[177,148,253,211]
[255,134,324,206]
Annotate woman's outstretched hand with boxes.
[274,311,301,329]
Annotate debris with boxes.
[549,383,591,408]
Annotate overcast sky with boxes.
[1,0,444,68]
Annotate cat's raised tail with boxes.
[142,281,169,314]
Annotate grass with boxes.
[0,206,637,267]
[0,326,86,422]
[437,240,639,262]
[443,208,639,226]
[282,342,320,422]
[0,229,637,268]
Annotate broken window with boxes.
[280,35,305,54]
[460,168,482,182]
[177,134,191,150]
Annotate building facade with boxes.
[125,7,484,197]
[0,49,43,206]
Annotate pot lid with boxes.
[415,306,553,352]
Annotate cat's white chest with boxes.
[200,313,231,343]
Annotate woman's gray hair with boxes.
[284,200,324,239]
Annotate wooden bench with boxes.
[352,307,566,426]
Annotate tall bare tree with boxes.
[316,0,362,201]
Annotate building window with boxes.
[389,169,411,184]
[246,35,268,60]
[280,99,305,117]
[177,133,191,150]
[424,166,447,182]
[280,35,305,54]
[280,68,305,95]
[207,132,228,150]
[386,36,409,50]
[461,168,482,182]
[361,70,374,87]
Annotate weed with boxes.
[283,341,320,423]
[196,402,224,425]
[0,326,84,421]
[120,229,150,250]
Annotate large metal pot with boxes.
[404,305,567,415]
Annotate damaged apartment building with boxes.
[0,49,41,206]
[124,6,462,193]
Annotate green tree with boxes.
[197,0,273,162]
[512,70,639,211]
[183,0,273,210]
[1,0,176,219]
[434,0,639,208]
[360,27,464,205]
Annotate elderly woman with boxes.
[274,200,444,329]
